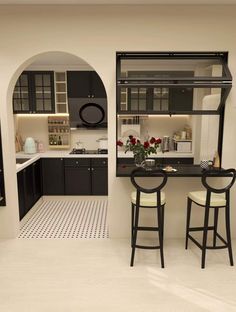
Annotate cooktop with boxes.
[70,148,108,155]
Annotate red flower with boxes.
[155,138,162,144]
[150,137,156,144]
[129,135,133,140]
[117,140,123,147]
[130,138,136,145]
[144,141,150,149]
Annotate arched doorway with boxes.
[4,51,108,239]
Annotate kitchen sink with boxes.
[16,158,31,164]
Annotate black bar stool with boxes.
[130,167,168,267]
[185,168,236,268]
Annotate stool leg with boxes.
[157,206,164,268]
[130,204,140,267]
[225,203,234,266]
[131,203,135,247]
[185,197,192,250]
[201,205,210,269]
[213,207,219,248]
[161,204,165,242]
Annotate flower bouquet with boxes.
[117,135,162,166]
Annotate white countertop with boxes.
[118,151,194,158]
[16,151,108,173]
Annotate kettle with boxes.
[24,137,37,154]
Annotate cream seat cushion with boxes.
[188,191,226,207]
[131,191,166,206]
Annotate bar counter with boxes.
[116,163,228,177]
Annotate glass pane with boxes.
[154,88,161,98]
[22,100,29,111]
[130,99,138,111]
[44,99,52,111]
[161,99,169,111]
[36,99,44,111]
[153,99,161,110]
[35,74,43,86]
[43,75,50,86]
[57,104,67,113]
[36,86,43,93]
[121,58,225,79]
[13,99,21,111]
[139,88,146,100]
[14,86,20,92]
[44,92,52,99]
[22,92,29,99]
[36,92,43,99]
[139,99,146,111]
[21,87,28,93]
[20,74,28,86]
[13,91,20,99]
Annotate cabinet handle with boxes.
[91,95,94,98]
[61,158,63,161]
[88,168,90,171]
[88,95,91,98]
[91,168,94,171]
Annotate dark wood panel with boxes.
[42,158,64,195]
[64,167,91,195]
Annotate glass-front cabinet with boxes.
[117,52,232,115]
[13,71,55,114]
[116,52,232,174]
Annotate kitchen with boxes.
[12,52,109,235]
[0,4,236,310]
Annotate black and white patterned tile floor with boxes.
[18,200,109,239]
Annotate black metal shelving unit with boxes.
[116,51,233,175]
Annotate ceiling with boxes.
[0,0,236,4]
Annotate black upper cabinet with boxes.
[42,158,64,195]
[13,71,55,114]
[67,71,106,98]
[125,71,193,113]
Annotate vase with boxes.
[134,153,146,167]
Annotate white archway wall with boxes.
[0,5,236,238]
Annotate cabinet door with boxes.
[42,158,64,195]
[91,167,108,195]
[64,167,91,195]
[67,71,90,98]
[33,71,55,113]
[91,159,108,195]
[169,87,193,112]
[32,160,42,204]
[128,87,149,112]
[23,166,35,213]
[90,71,106,98]
[13,73,31,114]
[17,171,26,220]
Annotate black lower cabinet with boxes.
[65,167,91,195]
[42,158,64,195]
[17,171,26,220]
[64,158,108,195]
[91,159,108,195]
[64,158,90,195]
[17,159,42,220]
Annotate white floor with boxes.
[0,238,236,311]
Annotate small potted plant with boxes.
[117,135,162,166]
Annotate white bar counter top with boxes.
[16,151,108,173]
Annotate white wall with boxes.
[0,5,236,238]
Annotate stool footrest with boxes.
[189,226,214,232]
[134,226,159,232]
[188,233,228,250]
[135,244,160,250]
